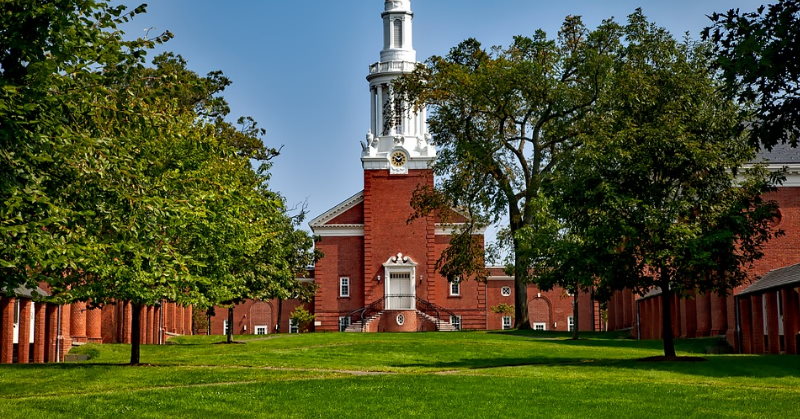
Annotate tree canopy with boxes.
[704,0,800,149]
[395,16,621,328]
[547,10,782,356]
[0,0,313,364]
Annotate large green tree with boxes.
[549,10,782,357]
[703,0,800,149]
[0,1,310,364]
[395,16,620,328]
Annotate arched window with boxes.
[393,19,403,48]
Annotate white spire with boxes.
[362,0,434,173]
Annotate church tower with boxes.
[311,0,484,332]
[361,0,435,173]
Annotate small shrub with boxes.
[290,306,315,332]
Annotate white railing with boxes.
[369,61,418,74]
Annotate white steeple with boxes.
[362,0,435,174]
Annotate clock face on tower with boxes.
[390,151,407,168]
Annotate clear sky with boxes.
[119,0,768,239]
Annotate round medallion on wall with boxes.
[396,313,405,326]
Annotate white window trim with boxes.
[449,279,461,296]
[339,276,350,297]
[501,286,511,297]
[289,318,299,334]
[533,322,547,331]
[223,319,230,335]
[450,315,462,331]
[338,316,351,332]
[502,316,512,330]
[568,316,575,332]
[254,325,268,335]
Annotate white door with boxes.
[387,272,413,309]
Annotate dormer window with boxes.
[393,19,403,48]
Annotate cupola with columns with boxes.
[361,0,435,175]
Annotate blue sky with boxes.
[119,0,768,238]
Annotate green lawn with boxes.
[1,331,798,418]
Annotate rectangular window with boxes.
[502,316,512,330]
[223,319,230,335]
[254,325,268,335]
[289,318,299,334]
[568,316,575,332]
[449,279,460,296]
[533,322,546,331]
[339,316,351,332]
[339,277,350,297]
[450,315,461,331]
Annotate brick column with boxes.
[86,306,103,343]
[45,304,58,362]
[153,305,161,344]
[17,299,32,363]
[695,292,711,337]
[622,289,632,328]
[176,305,184,335]
[750,294,765,354]
[138,304,147,345]
[781,288,799,354]
[738,297,753,353]
[671,294,681,338]
[639,299,648,339]
[765,291,781,354]
[59,304,72,360]
[123,301,133,344]
[0,297,15,364]
[33,302,46,363]
[653,294,664,339]
[70,302,87,343]
[144,306,153,344]
[681,295,697,338]
[184,306,192,335]
[614,292,623,330]
[166,303,174,333]
[710,293,727,335]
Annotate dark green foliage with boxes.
[548,10,782,356]
[0,1,314,363]
[395,16,622,328]
[703,0,800,149]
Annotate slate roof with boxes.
[3,285,49,299]
[751,142,800,164]
[739,263,800,296]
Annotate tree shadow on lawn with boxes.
[392,352,800,379]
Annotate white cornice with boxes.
[487,276,514,281]
[309,191,364,229]
[738,164,800,187]
[435,223,487,236]
[313,224,364,237]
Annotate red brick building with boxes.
[305,0,593,334]
[608,145,800,354]
[0,286,191,364]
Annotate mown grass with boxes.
[1,330,798,418]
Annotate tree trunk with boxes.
[226,306,234,344]
[512,237,530,329]
[130,302,142,365]
[572,290,579,340]
[660,277,676,357]
[275,299,284,333]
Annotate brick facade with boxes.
[612,187,800,354]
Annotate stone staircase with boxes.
[416,311,457,331]
[344,312,384,332]
[344,310,457,332]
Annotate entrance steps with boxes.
[344,310,456,332]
